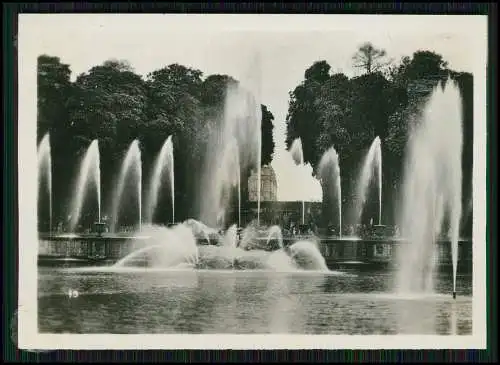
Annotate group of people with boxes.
[281,221,319,237]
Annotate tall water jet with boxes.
[68,139,101,232]
[290,138,306,224]
[318,147,342,237]
[224,138,241,228]
[212,138,241,228]
[111,139,142,233]
[395,79,463,297]
[200,78,259,228]
[249,53,263,227]
[37,133,52,233]
[236,153,241,228]
[355,136,383,226]
[145,136,175,224]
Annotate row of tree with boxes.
[37,56,275,230]
[285,43,473,235]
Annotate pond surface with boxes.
[38,267,472,335]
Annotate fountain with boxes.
[37,133,52,233]
[355,136,382,226]
[266,225,284,250]
[183,218,217,244]
[222,138,241,229]
[289,138,306,224]
[145,136,175,225]
[110,139,142,233]
[221,224,238,267]
[288,240,329,271]
[69,139,101,232]
[395,79,463,298]
[110,219,329,273]
[236,154,241,228]
[247,53,263,226]
[200,82,261,228]
[114,224,199,268]
[318,147,342,237]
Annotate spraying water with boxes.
[37,133,52,233]
[355,136,383,226]
[290,138,306,224]
[318,147,342,237]
[229,141,242,229]
[111,139,142,233]
[183,218,216,244]
[114,224,199,268]
[266,225,284,249]
[221,224,238,267]
[69,139,101,232]
[248,53,263,226]
[200,82,260,228]
[288,240,329,271]
[145,136,175,224]
[224,138,241,228]
[396,79,463,297]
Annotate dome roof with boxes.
[260,165,276,178]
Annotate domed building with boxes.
[248,165,277,202]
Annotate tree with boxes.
[404,50,448,79]
[261,105,275,166]
[285,49,471,228]
[200,74,238,107]
[386,56,412,85]
[389,51,449,88]
[37,55,72,143]
[37,55,276,229]
[65,60,148,228]
[69,60,148,154]
[304,61,331,83]
[352,42,390,74]
[37,55,73,230]
[145,64,205,221]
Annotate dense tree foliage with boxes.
[286,46,473,235]
[37,56,275,231]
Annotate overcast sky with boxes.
[19,14,487,201]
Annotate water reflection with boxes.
[38,268,472,334]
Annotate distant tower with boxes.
[248,165,277,202]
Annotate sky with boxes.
[19,14,487,202]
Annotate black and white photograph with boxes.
[17,14,487,349]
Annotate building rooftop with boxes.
[248,164,278,202]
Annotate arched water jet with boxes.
[111,140,142,233]
[318,147,342,237]
[114,224,199,268]
[145,136,175,224]
[290,138,306,224]
[69,139,101,232]
[288,240,329,272]
[395,79,463,297]
[37,133,52,233]
[355,136,382,226]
